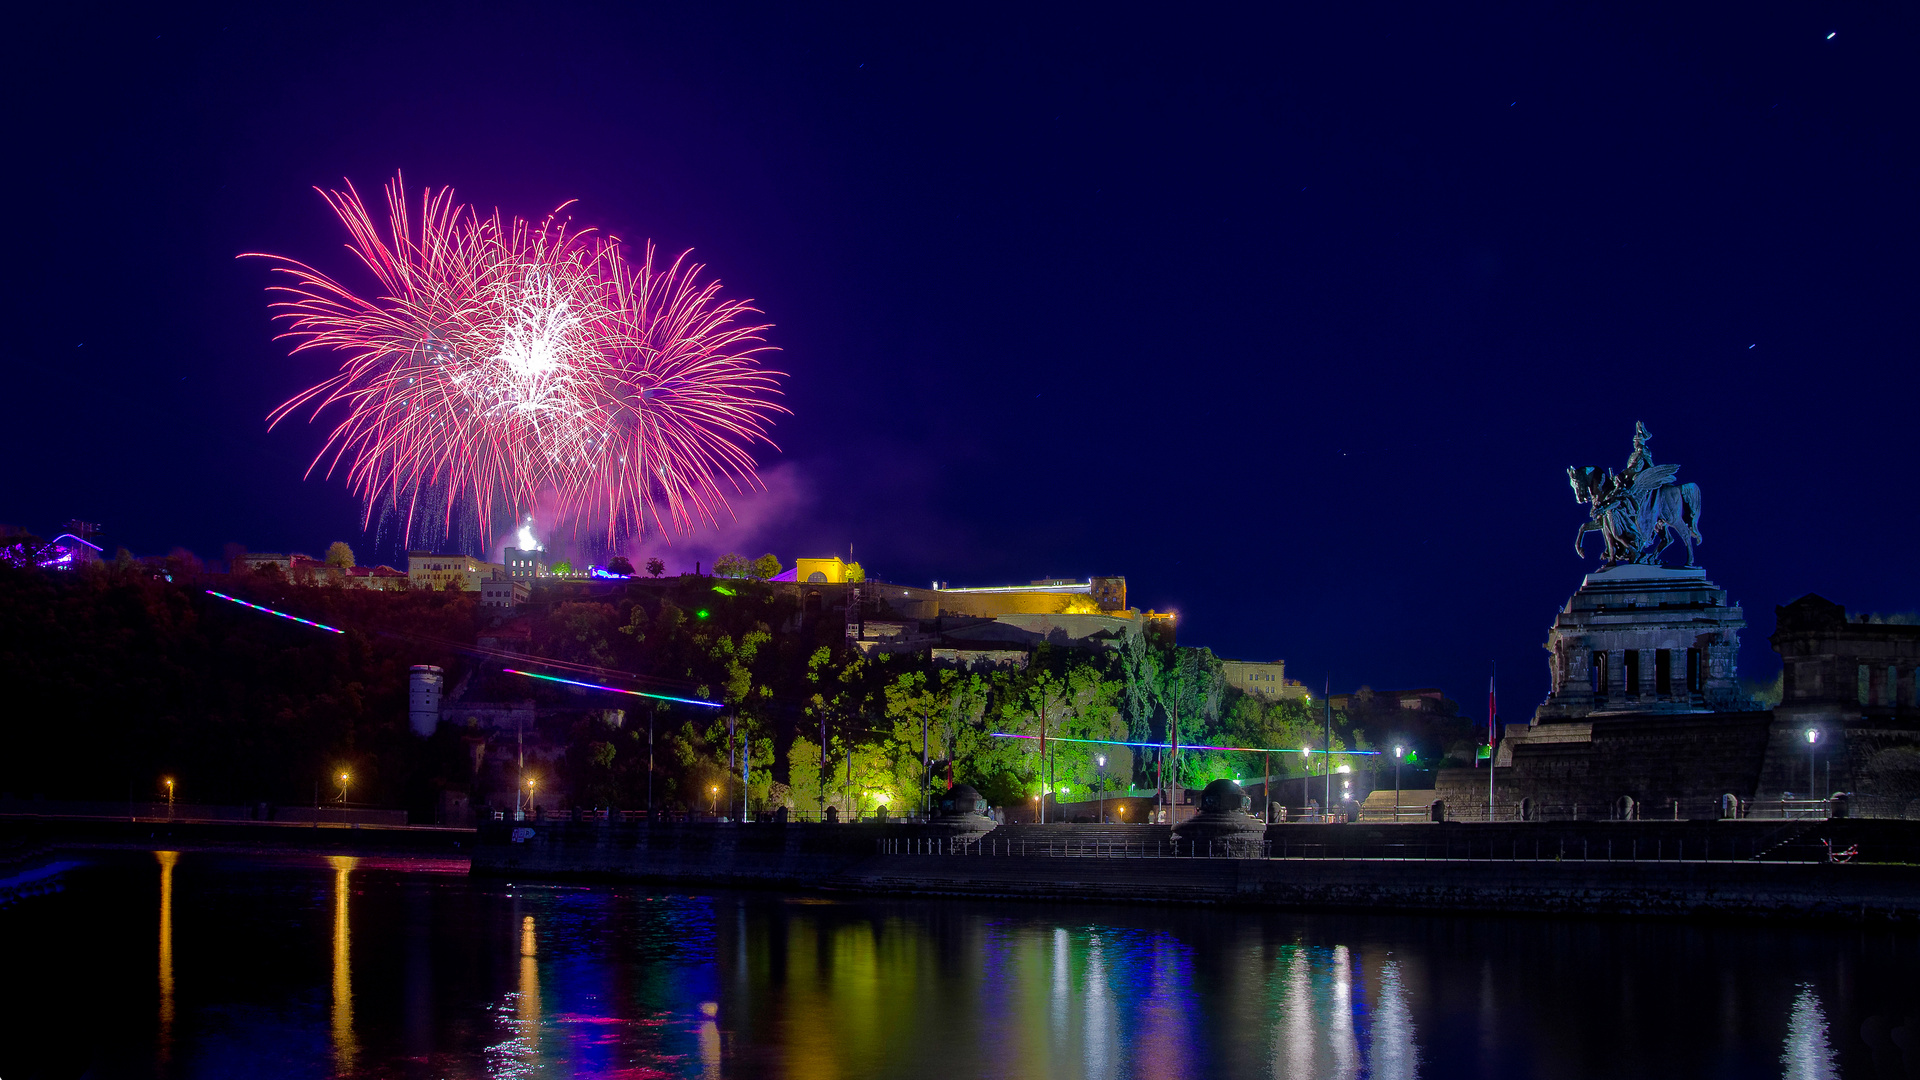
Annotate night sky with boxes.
[4,4,1915,711]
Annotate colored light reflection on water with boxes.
[2,851,1914,1078]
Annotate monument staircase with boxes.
[973,823,1174,856]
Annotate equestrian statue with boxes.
[1567,422,1703,568]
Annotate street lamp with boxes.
[336,772,350,806]
[1805,729,1820,803]
[1393,746,1404,822]
[1301,746,1313,820]
[710,785,720,817]
[1097,755,1107,823]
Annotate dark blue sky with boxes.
[4,3,1915,710]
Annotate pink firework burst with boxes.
[245,173,784,545]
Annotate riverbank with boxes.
[470,817,1920,922]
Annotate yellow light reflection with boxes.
[328,855,359,1073]
[519,914,541,1060]
[157,850,177,1061]
[699,1000,722,1080]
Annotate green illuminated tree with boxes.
[324,541,355,569]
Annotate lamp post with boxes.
[164,777,174,812]
[1805,729,1819,805]
[1393,746,1404,821]
[710,785,720,818]
[337,772,350,806]
[1301,746,1311,819]
[1097,755,1107,823]
[525,777,536,818]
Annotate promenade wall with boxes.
[470,819,1920,922]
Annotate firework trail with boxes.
[245,174,783,545]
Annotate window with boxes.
[1624,651,1641,698]
[1889,666,1899,707]
[1593,651,1609,697]
[1859,665,1871,706]
[1655,649,1672,696]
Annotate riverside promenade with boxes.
[470,817,1920,923]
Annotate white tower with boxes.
[409,665,444,736]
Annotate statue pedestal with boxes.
[928,784,996,839]
[1534,564,1744,722]
[1171,780,1267,855]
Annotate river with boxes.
[2,850,1911,1078]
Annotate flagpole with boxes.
[1324,673,1333,819]
[1488,662,1497,822]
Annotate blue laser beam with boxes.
[503,667,722,708]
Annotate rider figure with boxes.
[1624,421,1654,480]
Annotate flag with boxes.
[1488,671,1497,746]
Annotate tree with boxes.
[324,542,355,569]
[845,561,866,583]
[549,560,573,575]
[713,552,750,578]
[605,555,635,577]
[748,553,782,580]
[645,556,665,578]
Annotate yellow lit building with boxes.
[1221,659,1308,701]
[406,551,508,592]
[791,556,851,584]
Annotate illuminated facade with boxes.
[406,551,509,592]
[786,556,850,584]
[1221,660,1308,701]
[480,578,531,608]
[343,565,409,591]
[503,546,548,580]
[236,551,406,589]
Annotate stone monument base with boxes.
[1535,563,1745,722]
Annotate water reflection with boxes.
[698,1000,721,1080]
[1782,982,1839,1080]
[1370,961,1419,1080]
[155,850,176,1062]
[10,854,1911,1079]
[489,911,543,1076]
[328,854,358,1073]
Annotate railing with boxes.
[1379,798,1850,823]
[565,808,939,825]
[878,837,1270,859]
[1263,834,1830,862]
[869,833,1842,863]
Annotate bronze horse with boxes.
[1568,464,1703,567]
